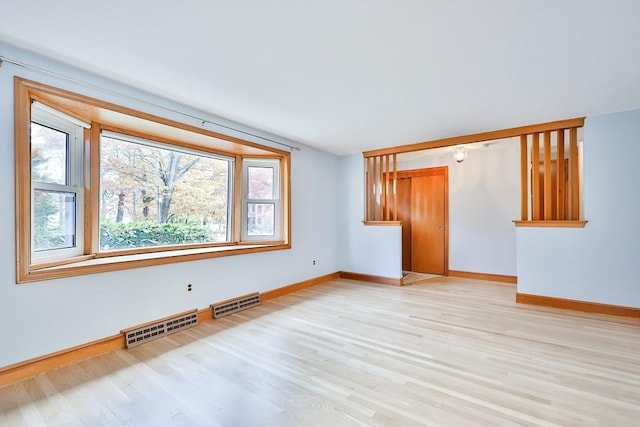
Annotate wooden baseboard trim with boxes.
[448,270,517,284]
[516,293,640,319]
[197,307,213,323]
[261,272,340,301]
[339,271,403,286]
[0,334,124,387]
[0,272,342,386]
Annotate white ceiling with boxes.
[1,0,639,155]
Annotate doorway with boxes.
[394,167,448,275]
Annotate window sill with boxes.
[19,242,290,283]
[513,220,587,228]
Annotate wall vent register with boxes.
[212,292,261,318]
[122,310,198,348]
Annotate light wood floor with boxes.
[1,278,639,426]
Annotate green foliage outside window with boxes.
[100,219,212,250]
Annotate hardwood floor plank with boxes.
[1,278,638,426]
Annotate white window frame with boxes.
[30,104,86,263]
[242,159,281,241]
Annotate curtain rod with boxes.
[0,55,301,152]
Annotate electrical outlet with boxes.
[312,260,316,266]
[186,283,193,292]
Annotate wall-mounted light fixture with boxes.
[454,145,467,163]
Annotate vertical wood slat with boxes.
[382,155,388,220]
[569,127,580,220]
[557,130,565,220]
[393,154,397,221]
[365,154,400,222]
[365,157,372,221]
[520,135,528,220]
[364,157,369,221]
[385,155,391,221]
[377,155,382,221]
[543,131,552,220]
[531,133,541,220]
[373,156,379,220]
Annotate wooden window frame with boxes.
[14,77,291,283]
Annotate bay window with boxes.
[15,78,290,283]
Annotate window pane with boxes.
[31,122,68,185]
[99,136,230,250]
[248,166,274,199]
[247,203,275,236]
[33,190,76,252]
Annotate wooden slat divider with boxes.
[363,119,582,224]
[520,135,528,220]
[382,155,388,220]
[543,131,552,220]
[393,154,398,221]
[531,133,541,221]
[376,156,382,220]
[373,156,378,220]
[365,157,370,222]
[569,127,580,220]
[557,130,565,220]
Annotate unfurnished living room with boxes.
[0,1,639,426]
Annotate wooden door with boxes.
[410,174,446,274]
[396,177,412,271]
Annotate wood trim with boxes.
[19,243,291,283]
[0,334,124,387]
[513,220,587,228]
[363,117,585,157]
[365,157,371,221]
[448,270,517,284]
[520,135,528,220]
[283,154,292,245]
[16,77,288,157]
[393,153,398,221]
[396,166,447,179]
[531,133,541,220]
[197,307,213,323]
[543,131,552,220]
[232,155,243,243]
[87,123,101,254]
[444,167,449,276]
[557,130,566,220]
[374,156,378,220]
[14,77,31,283]
[516,293,640,319]
[261,272,340,301]
[569,127,580,220]
[362,221,402,226]
[393,166,449,275]
[339,271,403,286]
[382,155,388,220]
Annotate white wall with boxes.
[337,155,402,279]
[0,42,340,368]
[517,109,640,307]
[397,140,520,276]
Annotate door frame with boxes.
[396,166,449,275]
